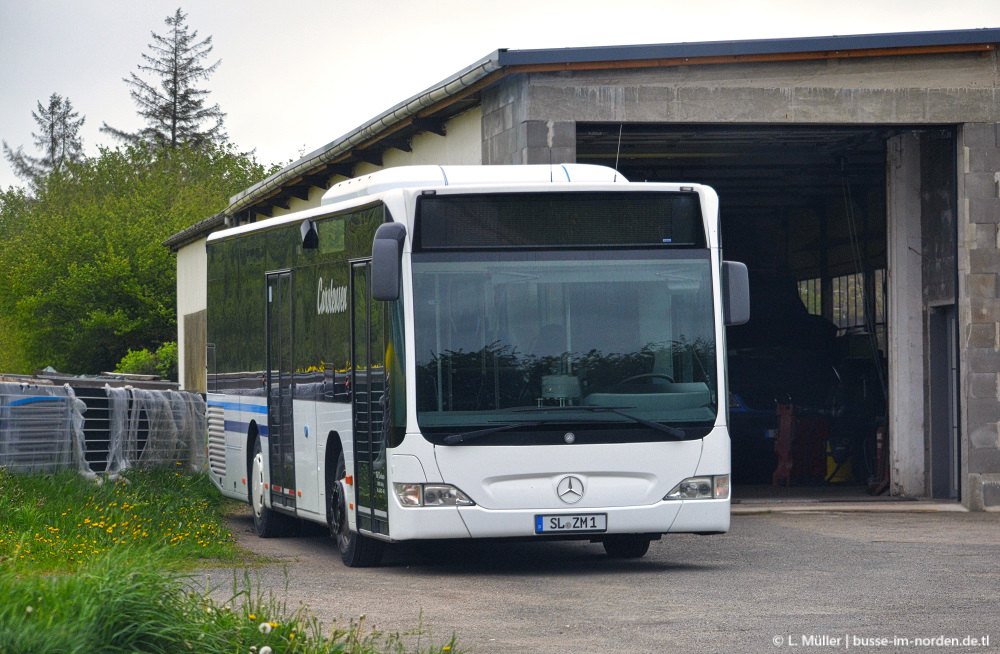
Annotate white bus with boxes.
[205,164,749,566]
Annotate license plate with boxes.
[535,513,607,534]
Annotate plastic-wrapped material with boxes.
[104,386,130,474]
[104,386,207,473]
[66,385,90,476]
[0,382,87,473]
[1,382,205,476]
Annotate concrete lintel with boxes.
[524,84,1000,125]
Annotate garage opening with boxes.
[577,124,956,500]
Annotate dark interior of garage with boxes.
[577,123,910,496]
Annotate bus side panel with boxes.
[291,397,354,523]
[207,393,268,502]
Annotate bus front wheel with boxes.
[602,534,651,559]
[328,451,383,567]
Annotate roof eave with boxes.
[162,211,226,251]
[225,51,503,217]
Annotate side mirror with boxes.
[722,261,750,326]
[371,222,407,301]
[300,218,318,249]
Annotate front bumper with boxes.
[385,496,730,540]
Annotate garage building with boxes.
[166,28,1000,510]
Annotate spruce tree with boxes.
[3,93,86,185]
[101,8,226,150]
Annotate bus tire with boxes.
[250,436,295,538]
[602,534,651,559]
[328,451,383,567]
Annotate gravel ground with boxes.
[203,507,1000,653]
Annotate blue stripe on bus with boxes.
[224,420,268,437]
[207,400,268,414]
[10,396,65,406]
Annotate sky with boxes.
[2,0,999,190]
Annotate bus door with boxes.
[351,261,389,536]
[266,271,296,512]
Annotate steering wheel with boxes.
[617,373,675,385]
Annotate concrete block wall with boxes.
[482,75,576,165]
[482,75,527,165]
[959,122,1000,510]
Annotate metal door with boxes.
[929,305,959,500]
[351,261,388,535]
[266,272,296,511]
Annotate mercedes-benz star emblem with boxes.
[557,475,585,504]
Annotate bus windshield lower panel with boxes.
[412,250,718,445]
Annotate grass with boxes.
[0,466,459,654]
[0,463,242,572]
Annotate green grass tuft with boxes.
[0,466,460,654]
[0,464,243,572]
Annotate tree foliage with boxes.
[0,144,272,374]
[2,93,85,187]
[101,8,226,150]
[0,9,274,376]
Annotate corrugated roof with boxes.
[497,28,1000,65]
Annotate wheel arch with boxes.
[323,430,346,530]
[246,420,260,504]
[323,430,344,489]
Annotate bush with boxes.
[155,341,178,381]
[114,341,177,380]
[114,348,158,375]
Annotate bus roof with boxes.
[207,164,651,245]
[320,164,627,206]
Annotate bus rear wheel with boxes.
[250,436,296,538]
[328,451,383,567]
[602,534,651,559]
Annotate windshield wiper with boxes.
[443,420,545,445]
[512,406,687,440]
[443,407,689,445]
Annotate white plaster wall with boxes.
[176,238,207,391]
[271,109,482,211]
[355,108,482,176]
[269,186,327,217]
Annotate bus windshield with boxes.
[412,250,718,443]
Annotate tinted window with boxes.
[417,192,705,250]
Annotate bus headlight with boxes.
[664,475,730,500]
[394,483,475,507]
